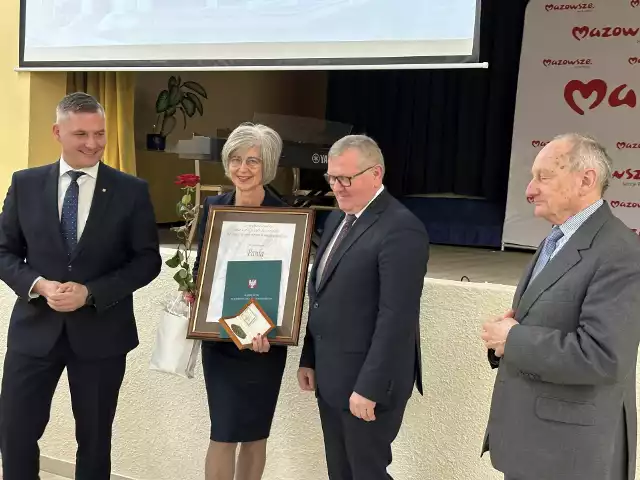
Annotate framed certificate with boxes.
[188,205,315,346]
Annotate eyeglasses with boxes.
[229,157,262,169]
[323,166,375,187]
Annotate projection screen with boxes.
[19,0,482,70]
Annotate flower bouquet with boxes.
[149,174,202,378]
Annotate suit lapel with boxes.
[309,212,342,297]
[516,203,611,320]
[512,242,542,309]
[316,191,390,293]
[70,162,115,261]
[516,247,582,319]
[43,161,66,255]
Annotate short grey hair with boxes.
[56,92,104,122]
[328,134,385,173]
[554,133,613,193]
[221,122,282,185]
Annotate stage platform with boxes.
[159,227,534,287]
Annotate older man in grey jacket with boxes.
[481,133,640,480]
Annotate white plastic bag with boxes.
[150,293,200,379]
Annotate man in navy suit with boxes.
[298,135,429,480]
[0,92,161,480]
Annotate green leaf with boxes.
[165,251,182,268]
[155,90,170,113]
[178,107,187,130]
[181,194,192,205]
[173,271,186,285]
[165,105,176,116]
[168,85,181,107]
[185,92,203,116]
[182,96,196,117]
[168,76,178,88]
[182,81,207,98]
[177,75,182,86]
[161,114,177,136]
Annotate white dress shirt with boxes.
[315,185,385,285]
[29,158,100,297]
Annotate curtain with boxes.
[324,0,530,203]
[67,72,137,175]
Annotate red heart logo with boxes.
[630,57,639,65]
[564,79,607,115]
[572,26,589,41]
[543,59,552,67]
[545,4,554,11]
[617,142,627,149]
[632,0,640,8]
[610,201,621,208]
[532,140,541,147]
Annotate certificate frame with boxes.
[188,205,315,346]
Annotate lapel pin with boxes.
[102,188,107,192]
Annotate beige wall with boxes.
[0,0,67,194]
[0,0,29,191]
[0,249,513,480]
[134,71,328,223]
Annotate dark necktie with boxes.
[317,214,356,286]
[60,171,86,254]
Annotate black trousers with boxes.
[0,328,126,480]
[318,394,407,480]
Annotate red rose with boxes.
[175,174,200,188]
[184,292,195,304]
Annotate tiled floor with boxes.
[40,473,67,480]
[0,472,66,479]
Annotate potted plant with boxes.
[146,76,208,151]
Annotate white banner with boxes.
[502,0,640,248]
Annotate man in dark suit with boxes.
[297,134,429,480]
[0,92,161,480]
[481,133,640,480]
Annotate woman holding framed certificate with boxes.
[193,123,288,480]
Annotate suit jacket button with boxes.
[316,335,322,341]
[313,302,319,309]
[67,265,72,271]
